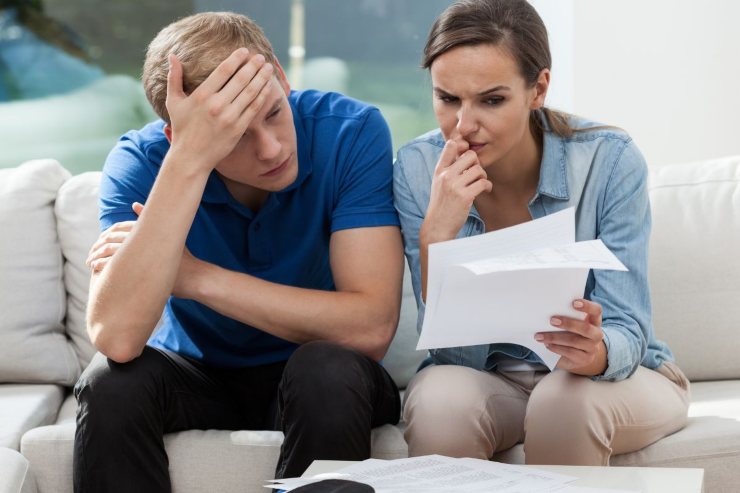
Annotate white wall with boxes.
[529,0,575,113]
[534,0,740,166]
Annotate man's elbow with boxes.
[364,315,399,362]
[88,321,145,364]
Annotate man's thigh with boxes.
[75,346,282,432]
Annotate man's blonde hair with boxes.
[143,12,278,123]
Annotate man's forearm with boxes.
[87,155,210,362]
[191,263,401,361]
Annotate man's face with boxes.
[215,73,299,193]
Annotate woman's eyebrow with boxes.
[478,85,510,96]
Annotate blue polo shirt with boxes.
[98,90,399,368]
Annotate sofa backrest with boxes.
[647,155,740,382]
[0,160,81,385]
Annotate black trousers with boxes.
[73,341,400,493]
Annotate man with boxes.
[75,12,403,492]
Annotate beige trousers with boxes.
[403,362,690,465]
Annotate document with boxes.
[266,455,580,492]
[417,208,627,369]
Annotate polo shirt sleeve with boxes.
[330,108,400,232]
[98,134,157,232]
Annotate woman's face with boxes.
[430,43,547,168]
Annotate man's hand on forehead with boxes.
[164,47,275,173]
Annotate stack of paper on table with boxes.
[417,208,627,369]
[266,455,638,492]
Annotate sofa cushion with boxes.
[0,447,34,493]
[55,172,102,369]
[0,76,157,175]
[21,423,401,493]
[0,384,64,450]
[0,160,81,385]
[647,155,740,381]
[382,263,426,389]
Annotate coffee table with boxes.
[302,460,704,493]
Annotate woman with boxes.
[394,0,689,465]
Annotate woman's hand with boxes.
[420,139,492,245]
[535,299,608,376]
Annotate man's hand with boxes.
[165,48,275,172]
[535,299,609,376]
[86,203,202,299]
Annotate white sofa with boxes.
[1,155,739,493]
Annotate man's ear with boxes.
[530,68,551,110]
[273,58,291,96]
[164,123,173,144]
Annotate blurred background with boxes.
[1,0,739,174]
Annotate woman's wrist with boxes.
[419,220,454,248]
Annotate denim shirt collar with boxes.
[534,129,570,202]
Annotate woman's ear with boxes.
[530,68,551,110]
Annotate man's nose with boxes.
[256,130,281,161]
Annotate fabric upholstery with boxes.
[647,155,740,381]
[0,160,80,385]
[0,447,35,493]
[54,173,101,369]
[381,263,426,389]
[0,385,64,450]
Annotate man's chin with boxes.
[266,166,299,192]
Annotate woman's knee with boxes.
[403,365,500,458]
[524,371,610,465]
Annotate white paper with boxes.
[417,208,627,369]
[555,487,639,493]
[267,455,578,492]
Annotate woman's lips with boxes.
[468,142,486,153]
[260,155,291,177]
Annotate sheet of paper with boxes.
[554,487,639,493]
[267,455,578,492]
[417,208,627,369]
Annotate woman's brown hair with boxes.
[423,0,575,138]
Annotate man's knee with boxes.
[75,347,167,431]
[281,341,370,395]
[279,341,378,429]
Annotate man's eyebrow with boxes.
[266,97,282,114]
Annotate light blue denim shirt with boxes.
[393,117,674,382]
